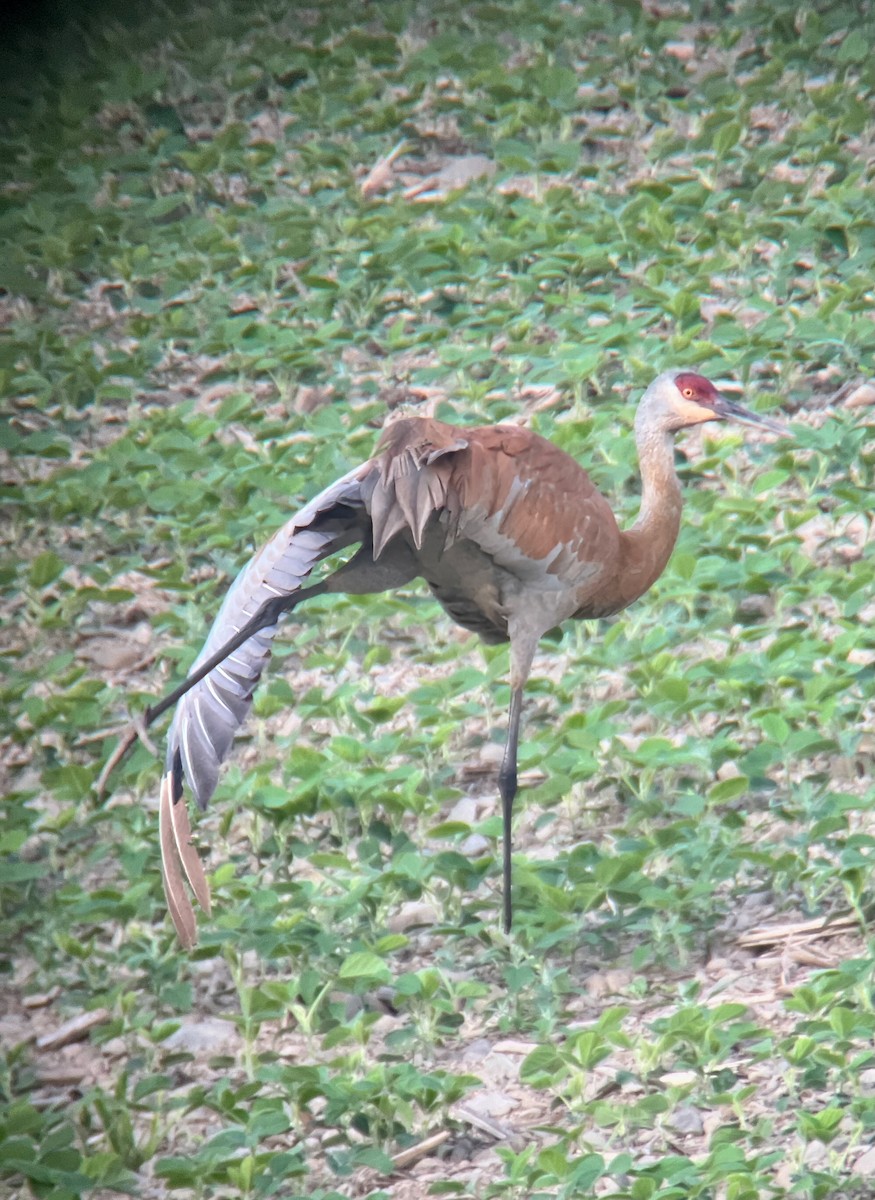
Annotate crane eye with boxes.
[682,387,694,398]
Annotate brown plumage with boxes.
[147,369,785,945]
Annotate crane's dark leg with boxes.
[499,685,524,934]
[499,627,539,934]
[143,582,327,728]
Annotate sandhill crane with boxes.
[145,369,785,946]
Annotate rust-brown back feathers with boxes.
[367,418,626,627]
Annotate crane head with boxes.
[641,369,787,435]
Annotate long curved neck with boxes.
[619,423,683,605]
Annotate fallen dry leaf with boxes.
[403,154,495,201]
[360,139,409,197]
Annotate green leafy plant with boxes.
[3,0,874,1196]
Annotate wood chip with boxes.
[784,945,838,967]
[845,382,875,409]
[453,1103,512,1141]
[452,1098,526,1150]
[738,913,855,948]
[36,1008,110,1051]
[664,40,695,61]
[492,1038,538,1055]
[33,1067,87,1086]
[391,1130,450,1170]
[23,987,60,1009]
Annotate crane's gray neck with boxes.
[621,421,683,600]
[633,423,682,529]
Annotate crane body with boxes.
[153,370,785,946]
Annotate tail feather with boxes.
[159,772,201,948]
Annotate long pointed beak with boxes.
[712,393,789,436]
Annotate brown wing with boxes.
[447,424,622,589]
[362,417,469,557]
[369,418,619,577]
[363,418,623,636]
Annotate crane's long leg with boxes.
[499,628,539,934]
[498,685,524,934]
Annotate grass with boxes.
[2,0,875,1196]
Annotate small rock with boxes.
[853,1145,875,1176]
[447,796,480,824]
[459,833,490,858]
[585,968,634,999]
[387,900,439,933]
[661,1070,698,1088]
[458,1089,517,1120]
[803,1140,828,1168]
[163,1017,239,1054]
[667,1105,705,1136]
[460,1037,495,1063]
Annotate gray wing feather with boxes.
[167,464,368,808]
